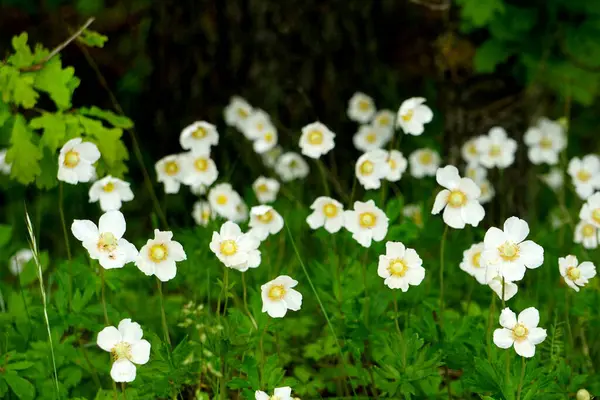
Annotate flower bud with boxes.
[576,389,591,400]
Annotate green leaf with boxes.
[35,148,59,190]
[7,33,34,69]
[474,38,514,73]
[30,112,66,151]
[0,224,12,247]
[4,371,36,400]
[79,106,134,129]
[488,5,537,41]
[0,100,10,128]
[6,361,34,371]
[78,115,129,177]
[77,29,109,48]
[5,114,42,184]
[457,0,505,28]
[0,65,39,109]
[34,57,80,110]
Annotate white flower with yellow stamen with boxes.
[252,176,280,204]
[255,387,293,400]
[568,155,600,199]
[224,96,253,130]
[459,242,486,284]
[372,109,395,136]
[574,220,599,249]
[156,154,184,194]
[208,183,240,220]
[579,192,600,228]
[477,127,517,169]
[179,121,219,153]
[9,249,33,276]
[306,196,344,233]
[135,229,187,282]
[559,255,596,292]
[465,163,486,184]
[353,125,388,152]
[488,275,518,301]
[261,275,302,318]
[377,241,425,291]
[355,149,390,190]
[249,205,284,241]
[89,176,134,212]
[541,168,564,191]
[253,127,278,154]
[348,92,376,123]
[493,307,547,358]
[344,200,389,248]
[71,210,138,270]
[482,217,544,282]
[209,221,260,271]
[461,136,482,165]
[0,149,12,174]
[181,151,219,187]
[385,150,408,182]
[243,109,274,141]
[478,179,495,204]
[408,148,440,178]
[192,201,214,227]
[524,118,566,165]
[403,204,423,227]
[275,152,310,182]
[396,97,433,136]
[97,318,151,382]
[58,138,100,184]
[299,122,336,159]
[431,165,485,229]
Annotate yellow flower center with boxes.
[288,159,298,169]
[257,210,274,223]
[256,122,265,132]
[264,132,274,143]
[359,212,376,228]
[193,127,207,138]
[413,210,423,226]
[149,244,168,262]
[268,284,286,300]
[237,108,249,119]
[322,203,338,218]
[358,99,371,112]
[448,190,467,208]
[388,258,408,277]
[419,152,432,165]
[216,194,228,205]
[489,145,502,157]
[498,242,519,261]
[566,266,581,281]
[539,137,552,149]
[194,158,209,172]
[582,224,596,237]
[592,209,600,224]
[201,210,211,220]
[257,183,269,193]
[402,109,414,122]
[111,342,132,362]
[388,158,397,170]
[63,150,80,168]
[103,182,115,192]
[165,161,179,176]
[220,240,237,256]
[512,324,529,341]
[577,170,591,182]
[359,160,374,175]
[467,143,477,155]
[97,232,118,252]
[472,251,482,268]
[365,132,377,144]
[378,116,390,126]
[308,130,323,145]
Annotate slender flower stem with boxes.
[100,267,110,325]
[242,272,257,329]
[486,293,496,361]
[439,225,449,327]
[316,159,331,197]
[501,277,506,309]
[516,357,526,400]
[223,268,230,317]
[565,289,573,349]
[156,278,171,347]
[59,182,73,311]
[393,291,406,366]
[121,382,127,399]
[361,249,370,324]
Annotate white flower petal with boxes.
[110,358,136,382]
[97,326,121,352]
[493,328,514,349]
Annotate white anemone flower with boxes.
[493,307,547,358]
[459,242,486,284]
[385,150,408,182]
[156,154,184,194]
[431,165,485,229]
[89,176,134,212]
[482,217,544,282]
[255,387,293,400]
[231,196,250,223]
[253,126,278,154]
[403,204,423,227]
[541,168,564,191]
[477,127,517,169]
[579,192,600,228]
[97,318,151,382]
[58,138,100,184]
[0,149,11,174]
[306,196,344,233]
[71,210,138,270]
[372,109,395,136]
[209,221,260,271]
[524,118,566,165]
[355,149,390,190]
[409,148,440,178]
[261,275,302,318]
[396,97,433,136]
[348,92,376,123]
[558,255,596,292]
[377,241,425,291]
[353,125,389,152]
[243,109,274,141]
[465,163,487,184]
[568,155,600,199]
[180,152,219,187]
[461,137,482,165]
[179,121,219,153]
[9,249,33,276]
[299,122,336,159]
[208,183,240,220]
[344,200,389,247]
[262,146,283,168]
[252,176,280,204]
[275,152,309,182]
[478,179,495,204]
[574,220,599,249]
[135,229,187,282]
[192,201,214,227]
[488,275,519,301]
[249,205,284,241]
[224,96,252,130]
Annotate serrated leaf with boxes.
[35,148,59,190]
[79,106,134,129]
[0,66,38,109]
[0,101,10,128]
[474,38,513,73]
[34,57,80,110]
[4,371,36,400]
[7,33,34,68]
[78,115,129,177]
[77,29,108,48]
[30,112,66,151]
[5,114,42,184]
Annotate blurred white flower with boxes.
[372,109,395,136]
[97,318,151,382]
[253,127,278,154]
[465,163,486,184]
[249,205,284,241]
[459,242,486,284]
[262,146,283,168]
[478,179,495,204]
[396,97,433,136]
[192,201,214,227]
[344,200,389,247]
[179,121,219,153]
[353,125,389,152]
[9,249,33,276]
[261,275,302,318]
[576,389,591,400]
[181,152,219,187]
[385,150,408,182]
[348,92,376,123]
[568,155,600,199]
[377,241,425,291]
[0,149,11,174]
[403,204,423,227]
[409,148,440,178]
[524,118,566,165]
[208,183,240,220]
[224,96,252,130]
[231,197,249,223]
[488,275,519,301]
[299,122,336,159]
[558,255,596,292]
[355,149,390,190]
[275,152,310,182]
[89,176,134,212]
[255,387,293,400]
[461,137,482,165]
[579,192,600,228]
[541,168,564,191]
[58,138,100,184]
[209,221,260,271]
[191,183,207,196]
[156,154,184,194]
[477,127,517,169]
[306,196,344,233]
[243,109,274,141]
[252,176,280,204]
[493,307,547,358]
[136,229,187,282]
[574,220,599,249]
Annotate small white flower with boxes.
[71,210,138,270]
[541,168,564,191]
[0,149,11,174]
[224,96,253,130]
[262,146,283,168]
[209,221,261,271]
[558,255,596,292]
[89,175,134,212]
[253,126,278,154]
[377,241,425,291]
[355,149,390,190]
[192,201,214,227]
[135,229,187,282]
[459,243,486,284]
[403,204,423,227]
[58,138,100,184]
[396,97,433,136]
[343,200,389,247]
[275,152,309,182]
[255,387,293,400]
[576,389,592,400]
[180,152,219,187]
[431,165,485,229]
[348,92,375,123]
[372,109,395,136]
[579,192,600,228]
[97,318,151,382]
[306,196,344,233]
[488,275,519,301]
[249,205,284,240]
[568,155,600,199]
[465,163,487,184]
[261,275,302,318]
[493,307,547,358]
[482,217,544,282]
[461,137,482,165]
[156,154,184,194]
[179,121,219,153]
[477,127,517,169]
[191,183,207,196]
[524,118,566,165]
[478,179,495,204]
[409,148,440,178]
[353,125,389,152]
[253,176,280,204]
[385,150,408,182]
[9,249,33,276]
[243,109,274,141]
[299,122,336,159]
[574,220,599,249]
[231,197,249,223]
[208,183,241,220]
